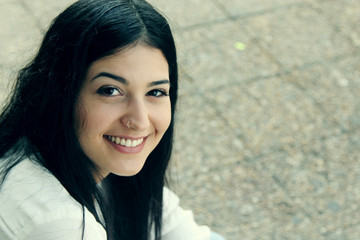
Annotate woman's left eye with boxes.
[147,89,169,97]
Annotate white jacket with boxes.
[0,159,210,240]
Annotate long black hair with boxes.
[0,0,178,239]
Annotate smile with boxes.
[105,135,144,148]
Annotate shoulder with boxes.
[0,159,105,240]
[161,187,211,240]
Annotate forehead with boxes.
[87,46,169,78]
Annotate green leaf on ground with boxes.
[234,42,247,51]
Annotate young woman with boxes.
[0,0,226,240]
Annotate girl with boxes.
[0,0,226,239]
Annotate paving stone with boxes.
[172,157,330,240]
[20,0,76,31]
[344,224,360,240]
[0,2,42,68]
[310,0,360,48]
[174,20,279,90]
[0,0,17,5]
[147,0,227,29]
[289,56,360,131]
[216,0,304,17]
[171,85,244,174]
[172,76,347,239]
[0,65,17,103]
[211,77,337,155]
[245,128,360,239]
[239,4,353,70]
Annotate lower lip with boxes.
[104,136,147,154]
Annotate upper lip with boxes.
[104,134,148,140]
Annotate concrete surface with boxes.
[0,0,359,239]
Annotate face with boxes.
[75,46,171,179]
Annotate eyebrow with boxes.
[90,72,170,87]
[148,80,170,87]
[90,72,127,85]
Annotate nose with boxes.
[122,98,150,131]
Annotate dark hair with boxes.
[0,0,178,239]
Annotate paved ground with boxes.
[1,0,359,239]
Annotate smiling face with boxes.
[75,46,171,179]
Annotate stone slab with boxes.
[289,56,360,132]
[0,2,42,67]
[216,0,305,18]
[147,0,227,29]
[309,0,360,48]
[175,20,279,91]
[19,0,76,31]
[239,4,354,70]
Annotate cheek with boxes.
[75,100,111,137]
[157,103,172,132]
[81,108,117,136]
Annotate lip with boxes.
[106,134,146,140]
[104,135,147,154]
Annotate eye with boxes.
[97,86,123,97]
[147,89,169,97]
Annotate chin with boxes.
[116,170,141,177]
[112,163,145,177]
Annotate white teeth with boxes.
[107,136,144,148]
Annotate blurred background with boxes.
[1,0,359,239]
